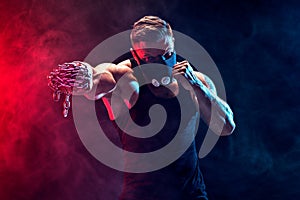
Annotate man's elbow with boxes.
[221,119,236,136]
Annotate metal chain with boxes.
[47,61,92,117]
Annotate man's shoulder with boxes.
[117,59,133,69]
[114,59,136,81]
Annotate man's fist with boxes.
[47,61,93,97]
[172,60,198,90]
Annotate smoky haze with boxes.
[0,0,299,199]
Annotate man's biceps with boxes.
[94,63,117,73]
[113,65,135,81]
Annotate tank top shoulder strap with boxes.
[129,58,139,68]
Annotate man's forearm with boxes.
[192,80,235,135]
[84,72,117,100]
[83,64,118,100]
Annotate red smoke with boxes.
[0,1,123,199]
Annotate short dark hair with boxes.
[130,16,174,46]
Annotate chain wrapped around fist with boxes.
[47,61,93,117]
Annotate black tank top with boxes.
[116,59,208,200]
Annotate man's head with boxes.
[130,16,175,64]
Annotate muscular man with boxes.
[54,16,235,199]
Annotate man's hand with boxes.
[47,61,93,97]
[47,61,94,117]
[172,60,198,90]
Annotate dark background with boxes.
[0,0,299,199]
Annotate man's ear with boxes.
[130,48,141,66]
